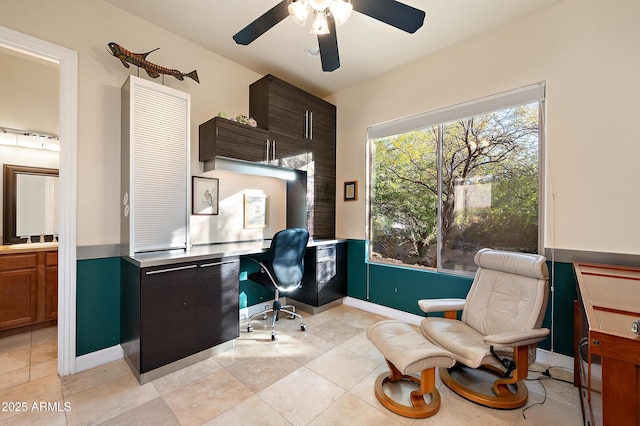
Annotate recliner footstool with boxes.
[367,320,456,418]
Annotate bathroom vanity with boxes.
[0,244,58,335]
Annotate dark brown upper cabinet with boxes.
[249,75,337,238]
[199,116,269,163]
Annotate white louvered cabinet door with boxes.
[122,76,190,256]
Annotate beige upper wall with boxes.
[2,0,637,255]
[329,0,640,255]
[0,0,262,246]
[0,47,58,134]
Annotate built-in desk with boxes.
[124,238,346,268]
[121,239,347,383]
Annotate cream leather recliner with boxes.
[419,248,550,409]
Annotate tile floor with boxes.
[0,305,583,425]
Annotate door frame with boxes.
[0,25,78,376]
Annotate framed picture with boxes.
[244,193,269,229]
[192,176,219,215]
[344,180,358,201]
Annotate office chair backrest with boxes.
[268,228,310,287]
[461,248,549,336]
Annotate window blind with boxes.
[368,82,545,140]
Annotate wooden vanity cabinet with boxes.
[44,251,58,320]
[0,250,58,333]
[121,256,240,377]
[0,253,38,330]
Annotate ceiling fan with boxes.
[233,0,426,72]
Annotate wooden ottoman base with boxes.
[374,361,441,418]
[367,320,456,419]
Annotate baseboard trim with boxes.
[343,296,574,374]
[343,297,424,325]
[535,348,574,371]
[75,345,123,373]
[74,298,575,375]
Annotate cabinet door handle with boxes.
[265,139,270,162]
[145,265,197,275]
[200,259,239,268]
[304,111,309,139]
[272,139,276,160]
[309,111,313,140]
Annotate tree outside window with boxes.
[370,102,541,274]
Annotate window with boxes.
[368,84,544,274]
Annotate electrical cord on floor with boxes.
[521,367,573,419]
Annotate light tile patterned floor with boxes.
[0,305,583,425]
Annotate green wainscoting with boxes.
[73,242,577,359]
[543,261,577,356]
[367,263,472,316]
[346,239,577,357]
[76,257,121,356]
[347,239,369,300]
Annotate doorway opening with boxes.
[0,25,78,376]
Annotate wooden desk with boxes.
[573,262,640,426]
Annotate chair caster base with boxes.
[271,333,278,341]
[247,324,254,333]
[440,365,528,409]
[300,323,307,331]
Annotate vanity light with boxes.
[0,131,17,146]
[17,133,43,149]
[0,126,59,151]
[42,138,60,152]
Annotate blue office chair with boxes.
[246,228,309,341]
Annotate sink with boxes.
[9,242,59,248]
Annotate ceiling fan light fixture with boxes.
[329,0,352,26]
[309,0,331,12]
[310,10,330,35]
[288,0,309,26]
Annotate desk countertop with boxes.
[124,238,347,268]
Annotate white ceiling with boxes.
[105,0,563,97]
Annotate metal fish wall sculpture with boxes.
[107,42,199,83]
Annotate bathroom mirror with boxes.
[3,164,59,244]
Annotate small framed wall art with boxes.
[244,193,269,229]
[344,180,358,201]
[192,176,219,215]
